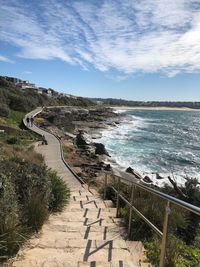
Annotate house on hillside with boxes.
[59,92,77,99]
[17,80,36,90]
[38,87,53,97]
[3,76,22,84]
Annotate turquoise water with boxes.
[97,109,200,184]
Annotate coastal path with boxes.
[10,107,148,267]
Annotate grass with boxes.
[63,145,73,160]
[0,111,25,128]
[49,171,70,212]
[0,108,71,262]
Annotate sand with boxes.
[111,106,198,111]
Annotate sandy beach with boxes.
[111,106,198,111]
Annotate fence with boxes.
[102,171,200,267]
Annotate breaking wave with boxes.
[97,109,200,186]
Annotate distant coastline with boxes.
[111,106,199,111]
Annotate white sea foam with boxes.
[113,109,127,114]
[97,109,200,186]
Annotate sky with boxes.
[0,0,200,101]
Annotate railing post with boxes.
[159,201,171,267]
[128,184,134,238]
[104,173,108,200]
[116,177,120,218]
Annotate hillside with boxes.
[0,77,95,120]
[92,97,200,109]
[0,77,71,262]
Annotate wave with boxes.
[97,109,200,185]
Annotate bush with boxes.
[49,171,70,212]
[0,174,28,261]
[0,156,70,262]
[24,192,48,231]
[144,235,200,267]
[6,136,20,145]
[0,104,10,117]
[0,159,51,229]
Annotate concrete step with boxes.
[37,227,126,241]
[66,201,107,209]
[70,190,95,197]
[30,238,128,250]
[49,210,116,220]
[42,224,126,234]
[12,260,139,267]
[13,247,137,263]
[67,207,117,213]
[70,197,103,203]
[78,261,139,267]
[48,217,124,226]
[46,220,122,228]
[43,225,126,240]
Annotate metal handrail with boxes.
[103,171,200,267]
[106,171,200,216]
[110,185,163,237]
[24,107,200,267]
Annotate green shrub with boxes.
[0,156,70,261]
[24,192,48,231]
[0,104,10,117]
[0,174,18,231]
[0,159,51,229]
[0,174,28,261]
[6,136,20,145]
[144,235,200,267]
[49,171,70,212]
[9,160,51,206]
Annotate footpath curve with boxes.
[23,107,83,189]
[10,107,146,267]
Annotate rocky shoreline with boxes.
[35,105,186,188]
[35,106,127,183]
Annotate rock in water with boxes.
[156,173,164,179]
[76,130,92,147]
[126,167,134,174]
[143,176,152,183]
[93,143,110,156]
[126,167,142,179]
[105,164,112,171]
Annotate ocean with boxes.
[97,109,200,186]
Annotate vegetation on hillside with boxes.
[0,78,71,262]
[0,77,95,118]
[0,146,70,261]
[102,176,200,266]
[93,97,200,109]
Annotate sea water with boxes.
[97,109,200,185]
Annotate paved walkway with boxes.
[10,108,147,267]
[24,108,82,190]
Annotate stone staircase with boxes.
[10,188,148,267]
[8,108,150,267]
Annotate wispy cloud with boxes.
[23,71,32,74]
[0,55,13,63]
[0,0,200,76]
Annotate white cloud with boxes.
[0,55,13,63]
[23,71,32,74]
[0,0,200,76]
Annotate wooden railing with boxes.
[102,171,200,267]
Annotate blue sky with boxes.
[0,0,200,101]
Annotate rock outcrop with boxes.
[76,130,92,147]
[143,176,152,183]
[94,142,110,156]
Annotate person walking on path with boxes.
[30,116,34,127]
[42,135,48,145]
[26,117,30,127]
